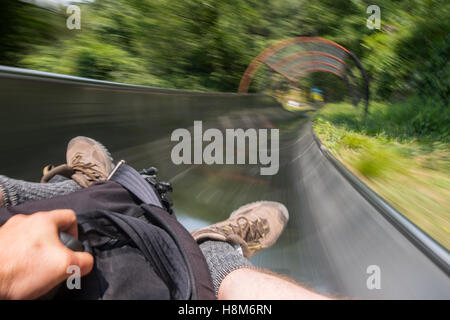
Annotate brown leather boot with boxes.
[191,201,289,258]
[41,136,114,188]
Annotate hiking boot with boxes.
[41,136,114,188]
[40,164,75,183]
[191,201,289,258]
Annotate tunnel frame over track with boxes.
[238,37,370,113]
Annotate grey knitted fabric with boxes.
[199,240,253,297]
[47,174,72,183]
[0,175,81,207]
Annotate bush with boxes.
[410,98,449,140]
[352,143,403,178]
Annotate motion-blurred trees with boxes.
[2,0,449,120]
[0,0,67,66]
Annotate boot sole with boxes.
[230,200,289,223]
[67,136,114,169]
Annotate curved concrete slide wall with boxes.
[0,66,449,299]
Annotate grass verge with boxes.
[313,101,450,250]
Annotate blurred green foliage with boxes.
[0,0,448,132]
[316,96,449,142]
[0,0,67,65]
[314,102,450,248]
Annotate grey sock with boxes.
[48,174,71,183]
[199,240,253,297]
[0,175,81,207]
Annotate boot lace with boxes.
[218,217,267,242]
[71,153,105,181]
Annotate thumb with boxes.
[71,251,94,277]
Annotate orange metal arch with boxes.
[260,62,344,88]
[271,51,346,71]
[238,37,351,93]
[263,62,297,83]
[293,67,345,80]
[285,61,345,79]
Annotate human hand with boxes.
[0,209,94,299]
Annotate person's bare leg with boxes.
[218,268,330,300]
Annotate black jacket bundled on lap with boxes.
[0,181,215,300]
